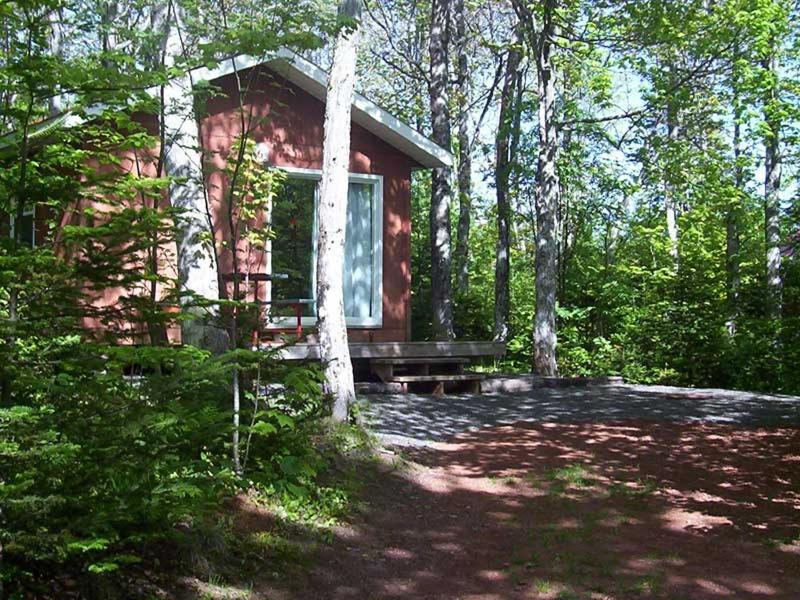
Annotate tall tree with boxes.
[428,0,455,340]
[494,31,521,343]
[515,0,560,375]
[664,67,681,266]
[453,0,471,294]
[532,0,560,376]
[762,39,783,320]
[727,44,744,338]
[316,0,361,421]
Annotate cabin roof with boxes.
[194,49,453,170]
[1,50,452,170]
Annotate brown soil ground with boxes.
[189,422,800,599]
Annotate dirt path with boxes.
[180,386,800,599]
[253,420,800,599]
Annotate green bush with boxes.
[0,337,324,593]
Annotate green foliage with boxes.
[410,173,434,340]
[222,137,287,254]
[450,153,800,391]
[1,341,233,581]
[396,0,800,394]
[0,1,334,594]
[0,338,327,591]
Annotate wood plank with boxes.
[272,341,505,361]
[370,357,470,365]
[388,374,487,383]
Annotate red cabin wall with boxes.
[75,115,181,345]
[17,113,181,345]
[200,65,416,342]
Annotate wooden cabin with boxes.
[6,50,504,390]
[198,52,504,388]
[196,51,453,344]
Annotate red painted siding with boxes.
[76,120,181,344]
[26,113,181,344]
[200,65,415,342]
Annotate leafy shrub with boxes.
[0,337,324,594]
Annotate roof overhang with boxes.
[2,50,453,170]
[0,104,106,155]
[193,49,453,170]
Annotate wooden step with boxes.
[388,374,486,382]
[370,357,470,365]
[388,373,486,395]
[370,357,469,382]
[275,341,506,361]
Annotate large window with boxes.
[268,170,383,328]
[270,177,317,316]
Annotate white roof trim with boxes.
[192,49,453,169]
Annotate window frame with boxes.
[266,166,384,329]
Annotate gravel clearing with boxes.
[360,382,800,446]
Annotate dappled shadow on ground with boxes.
[363,384,800,445]
[194,421,800,599]
[406,422,800,544]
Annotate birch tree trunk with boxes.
[532,0,559,376]
[163,15,225,352]
[665,97,680,266]
[763,51,782,321]
[726,80,743,338]
[428,0,455,340]
[453,0,471,295]
[493,39,521,343]
[316,0,361,421]
[48,6,64,115]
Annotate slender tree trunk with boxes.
[726,84,743,338]
[428,0,454,340]
[453,0,471,295]
[763,52,782,320]
[316,0,361,421]
[162,9,235,469]
[163,15,225,351]
[48,6,64,115]
[494,40,521,343]
[532,0,559,376]
[665,95,680,266]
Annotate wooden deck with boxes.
[270,341,505,361]
[267,341,504,394]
